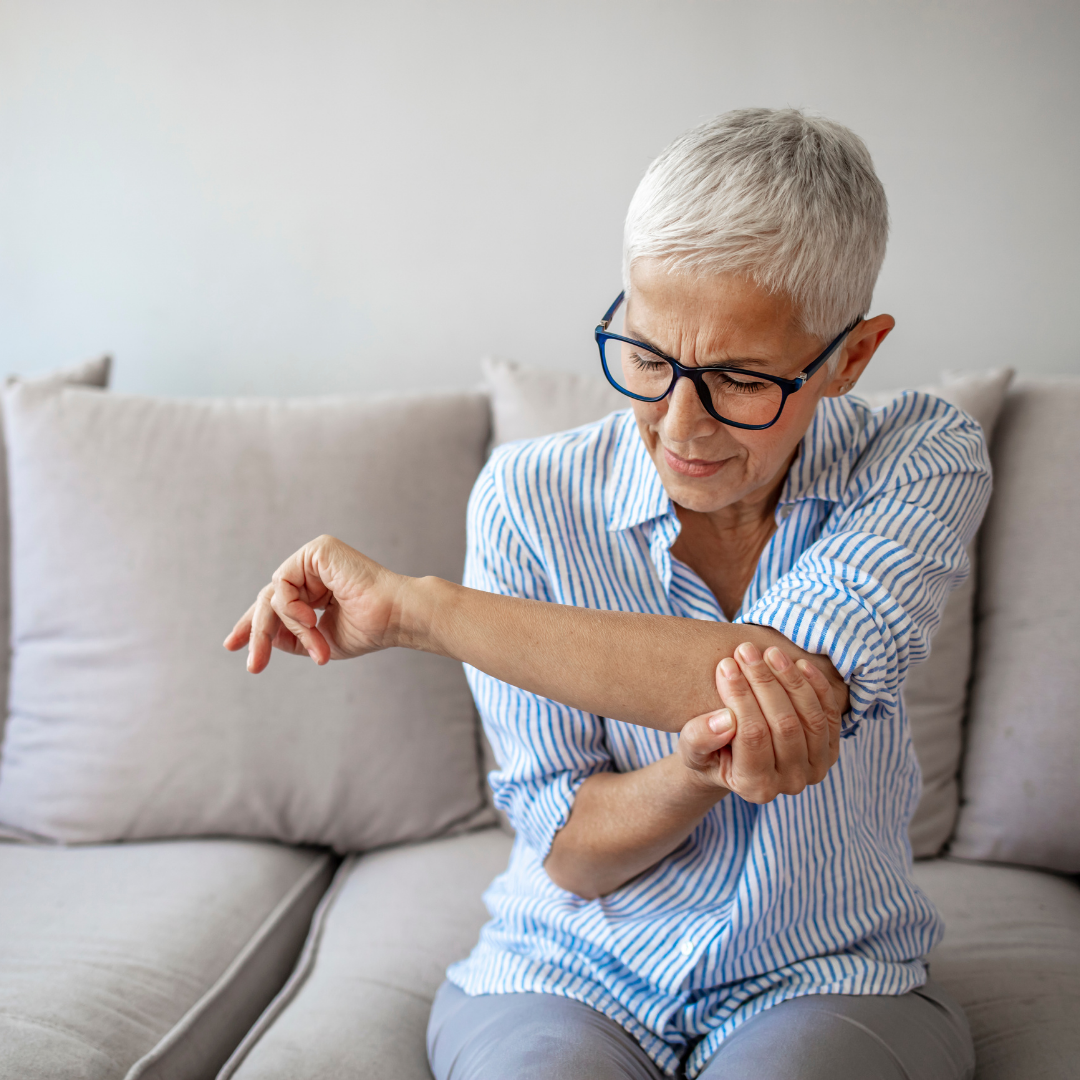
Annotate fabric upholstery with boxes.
[0,356,110,750]
[0,838,334,1080]
[481,355,624,448]
[913,857,1080,1079]
[0,386,493,850]
[220,827,514,1080]
[483,356,1013,857]
[950,379,1080,871]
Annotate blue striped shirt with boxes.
[448,393,991,1077]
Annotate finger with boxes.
[716,655,778,800]
[678,710,735,790]
[268,547,335,663]
[733,643,809,786]
[798,660,843,764]
[270,585,331,665]
[762,646,831,780]
[248,586,282,674]
[224,602,257,651]
[680,708,737,767]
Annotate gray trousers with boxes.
[427,979,975,1080]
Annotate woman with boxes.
[226,109,986,1079]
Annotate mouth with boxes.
[662,446,729,479]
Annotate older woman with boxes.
[226,109,986,1079]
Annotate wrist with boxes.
[664,752,730,809]
[392,574,457,654]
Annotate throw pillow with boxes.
[0,385,493,851]
[949,379,1080,872]
[0,356,111,750]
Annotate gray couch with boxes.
[0,357,1077,1080]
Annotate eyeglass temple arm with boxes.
[598,291,626,331]
[798,320,862,382]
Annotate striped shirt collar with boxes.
[604,399,860,534]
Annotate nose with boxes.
[662,373,717,442]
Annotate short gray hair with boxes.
[623,108,888,342]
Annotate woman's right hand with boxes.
[223,535,410,673]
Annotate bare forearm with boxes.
[398,576,847,732]
[544,756,725,899]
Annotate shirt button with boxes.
[680,937,694,957]
[780,505,793,520]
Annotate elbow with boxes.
[543,852,605,901]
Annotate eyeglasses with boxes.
[595,291,858,431]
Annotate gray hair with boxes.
[622,108,888,343]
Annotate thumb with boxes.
[680,708,737,770]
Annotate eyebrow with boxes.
[623,325,774,370]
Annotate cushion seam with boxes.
[214,853,358,1080]
[123,852,336,1080]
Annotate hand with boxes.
[223,535,408,673]
[678,642,842,803]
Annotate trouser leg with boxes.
[427,980,665,1080]
[696,981,975,1080]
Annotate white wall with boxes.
[0,0,1077,397]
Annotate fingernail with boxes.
[766,647,790,671]
[720,657,740,679]
[796,659,815,677]
[736,642,760,664]
[709,709,734,733]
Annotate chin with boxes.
[663,475,736,513]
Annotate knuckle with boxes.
[737,724,772,753]
[771,711,802,741]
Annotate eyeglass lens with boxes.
[601,337,785,427]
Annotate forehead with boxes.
[624,262,812,365]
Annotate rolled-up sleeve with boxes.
[737,400,993,736]
[464,453,611,857]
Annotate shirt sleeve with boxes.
[737,396,993,736]
[463,449,612,858]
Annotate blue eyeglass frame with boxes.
[595,291,859,431]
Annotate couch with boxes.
[0,355,1077,1080]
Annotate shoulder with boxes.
[825,391,991,482]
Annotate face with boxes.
[623,260,892,519]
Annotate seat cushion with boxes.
[0,838,334,1080]
[913,857,1080,1080]
[220,827,513,1080]
[0,385,493,850]
[951,379,1080,872]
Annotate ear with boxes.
[822,314,895,397]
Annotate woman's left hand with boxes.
[679,642,843,803]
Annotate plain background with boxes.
[0,0,1077,398]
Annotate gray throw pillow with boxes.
[950,379,1080,873]
[0,356,111,750]
[483,357,1013,857]
[0,385,494,851]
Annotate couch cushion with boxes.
[0,838,334,1080]
[0,356,110,752]
[220,827,513,1080]
[483,357,1013,857]
[950,379,1080,873]
[0,386,493,850]
[912,858,1080,1080]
